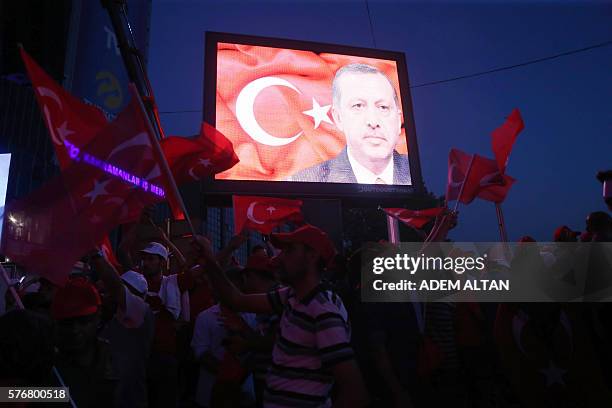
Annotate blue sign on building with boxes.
[64,0,151,120]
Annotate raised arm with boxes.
[91,251,126,311]
[193,235,273,314]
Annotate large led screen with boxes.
[211,39,416,187]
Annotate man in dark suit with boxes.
[290,63,411,185]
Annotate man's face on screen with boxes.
[332,72,402,164]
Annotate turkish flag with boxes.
[232,195,303,235]
[22,48,150,253]
[491,109,524,172]
[99,236,121,270]
[382,207,444,229]
[1,90,167,285]
[162,122,239,184]
[20,47,108,168]
[215,44,408,181]
[22,48,189,222]
[446,149,515,204]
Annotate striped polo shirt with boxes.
[264,283,354,408]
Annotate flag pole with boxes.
[494,203,508,242]
[378,205,400,242]
[101,0,187,220]
[130,84,197,236]
[453,154,476,213]
[0,264,24,309]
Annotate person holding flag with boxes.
[192,225,370,408]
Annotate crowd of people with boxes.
[0,176,611,408]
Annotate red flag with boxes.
[20,47,108,168]
[491,108,524,172]
[383,207,444,229]
[21,48,188,222]
[99,236,121,270]
[1,92,167,285]
[22,48,142,251]
[233,195,303,235]
[162,122,239,184]
[446,149,479,204]
[446,149,515,204]
[477,173,516,203]
[215,44,409,181]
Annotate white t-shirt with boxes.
[191,304,257,408]
[101,288,154,408]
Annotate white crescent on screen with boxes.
[37,87,63,145]
[235,76,302,147]
[246,202,265,225]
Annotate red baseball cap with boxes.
[553,225,579,242]
[270,224,337,264]
[51,277,101,320]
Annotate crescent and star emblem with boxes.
[246,202,277,225]
[235,76,332,147]
[37,86,74,146]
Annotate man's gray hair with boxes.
[331,63,400,108]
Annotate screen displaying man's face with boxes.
[213,42,412,185]
[332,72,402,165]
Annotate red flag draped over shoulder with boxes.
[1,91,168,285]
[215,44,408,181]
[383,207,444,229]
[162,122,239,184]
[233,195,303,235]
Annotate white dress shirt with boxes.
[347,146,394,184]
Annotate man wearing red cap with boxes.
[195,224,369,408]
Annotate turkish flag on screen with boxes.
[1,93,167,285]
[382,207,444,229]
[446,149,515,204]
[233,195,303,235]
[162,122,239,184]
[215,43,408,181]
[491,109,524,173]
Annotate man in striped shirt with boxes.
[194,225,369,408]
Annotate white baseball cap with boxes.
[140,242,169,261]
[120,270,148,296]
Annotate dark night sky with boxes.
[148,0,612,242]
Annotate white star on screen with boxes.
[302,97,333,129]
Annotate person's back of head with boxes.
[586,211,612,241]
[0,309,55,386]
